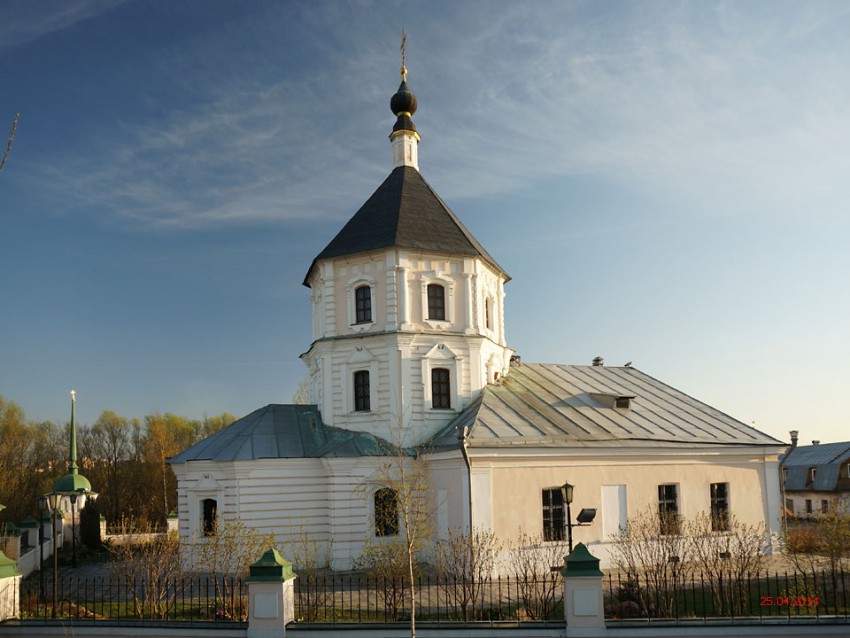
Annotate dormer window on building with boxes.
[808,467,816,483]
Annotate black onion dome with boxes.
[390,79,418,116]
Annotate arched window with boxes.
[202,498,217,537]
[354,370,370,412]
[374,488,399,537]
[355,285,372,324]
[427,284,446,320]
[431,368,451,409]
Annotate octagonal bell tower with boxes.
[301,62,513,446]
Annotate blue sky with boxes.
[2,1,848,444]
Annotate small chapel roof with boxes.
[430,363,783,451]
[303,166,508,285]
[169,404,391,463]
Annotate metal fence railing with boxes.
[11,568,849,626]
[604,569,849,623]
[19,575,247,624]
[291,573,564,624]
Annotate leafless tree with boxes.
[433,527,501,620]
[0,113,18,174]
[507,530,568,620]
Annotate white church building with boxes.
[170,64,785,570]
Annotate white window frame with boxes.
[345,347,378,414]
[421,343,461,411]
[419,272,454,328]
[346,275,376,332]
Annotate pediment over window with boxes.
[423,343,461,360]
[193,474,221,491]
[348,346,377,365]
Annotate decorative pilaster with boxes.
[396,265,411,329]
[462,272,474,334]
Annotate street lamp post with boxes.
[561,482,574,552]
[560,482,597,554]
[38,496,49,601]
[46,491,61,618]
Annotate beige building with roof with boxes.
[171,64,785,570]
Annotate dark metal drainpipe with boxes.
[459,426,474,532]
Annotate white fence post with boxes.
[0,550,21,621]
[561,542,606,637]
[246,548,297,638]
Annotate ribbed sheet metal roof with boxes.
[304,166,508,285]
[782,441,850,491]
[169,404,391,463]
[431,363,782,450]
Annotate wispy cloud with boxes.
[0,0,126,49]
[25,1,850,230]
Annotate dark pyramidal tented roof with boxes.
[304,166,508,285]
[169,404,392,463]
[781,441,850,492]
[430,363,783,451]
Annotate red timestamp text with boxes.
[759,596,818,607]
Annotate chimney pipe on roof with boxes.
[592,356,604,367]
[812,440,820,446]
[789,430,798,447]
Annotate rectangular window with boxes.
[355,285,372,323]
[710,482,730,532]
[658,484,680,535]
[431,368,451,409]
[785,498,794,515]
[821,499,829,513]
[542,487,565,541]
[782,468,788,483]
[427,284,446,320]
[354,370,370,411]
[485,298,491,329]
[808,467,816,483]
[805,499,813,514]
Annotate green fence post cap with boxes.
[248,548,296,582]
[0,550,21,578]
[19,516,39,529]
[561,542,604,577]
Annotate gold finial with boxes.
[400,28,407,81]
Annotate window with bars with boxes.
[431,368,451,409]
[374,488,399,537]
[710,482,730,532]
[354,370,370,412]
[542,487,566,541]
[427,284,446,320]
[658,484,680,535]
[355,285,372,324]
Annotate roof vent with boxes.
[592,356,604,367]
[812,440,820,446]
[789,430,799,447]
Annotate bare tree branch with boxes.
[0,113,19,174]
